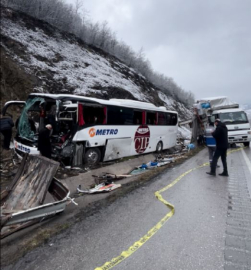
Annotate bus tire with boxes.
[84,148,101,166]
[244,142,250,147]
[156,141,163,152]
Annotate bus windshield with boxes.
[219,111,249,125]
[18,97,45,140]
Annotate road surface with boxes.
[4,146,251,270]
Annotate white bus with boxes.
[3,94,178,166]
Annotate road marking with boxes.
[95,147,244,270]
[241,148,251,175]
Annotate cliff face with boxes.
[0,6,192,120]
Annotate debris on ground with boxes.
[0,147,21,184]
[176,124,192,152]
[137,161,171,169]
[129,149,189,176]
[0,154,76,239]
[92,173,132,185]
[76,183,122,194]
[130,167,148,175]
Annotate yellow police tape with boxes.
[95,147,244,270]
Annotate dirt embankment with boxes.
[0,48,39,108]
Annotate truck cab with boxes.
[211,108,251,147]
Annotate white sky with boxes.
[65,0,251,105]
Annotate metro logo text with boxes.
[89,128,118,137]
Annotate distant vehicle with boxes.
[3,94,178,166]
[210,108,250,147]
[196,97,251,147]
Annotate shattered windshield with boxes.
[219,111,249,125]
[18,97,45,140]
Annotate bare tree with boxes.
[74,0,83,14]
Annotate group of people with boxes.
[206,119,229,177]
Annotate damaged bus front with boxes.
[11,93,101,166]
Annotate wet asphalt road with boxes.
[4,146,251,270]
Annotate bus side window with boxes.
[146,112,156,125]
[107,106,133,125]
[133,111,143,125]
[166,113,171,125]
[158,113,166,125]
[170,113,177,125]
[82,106,105,125]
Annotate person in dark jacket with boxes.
[0,114,14,150]
[38,124,52,159]
[206,119,229,176]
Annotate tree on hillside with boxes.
[74,0,83,15]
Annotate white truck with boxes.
[196,96,251,147]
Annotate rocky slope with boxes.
[0,6,192,120]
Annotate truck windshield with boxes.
[219,111,249,125]
[18,97,45,140]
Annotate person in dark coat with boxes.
[38,124,52,159]
[206,119,229,176]
[0,114,14,150]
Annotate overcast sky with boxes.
[66,0,251,105]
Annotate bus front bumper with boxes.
[14,140,40,155]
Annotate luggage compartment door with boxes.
[103,138,132,162]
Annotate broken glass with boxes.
[18,97,45,140]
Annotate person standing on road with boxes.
[206,119,229,176]
[38,124,53,159]
[205,122,220,169]
[0,114,14,150]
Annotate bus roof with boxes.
[29,93,177,113]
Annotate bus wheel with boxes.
[156,141,163,152]
[84,148,101,166]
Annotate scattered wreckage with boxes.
[76,151,188,194]
[77,183,122,194]
[0,154,76,239]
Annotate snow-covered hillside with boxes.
[0,6,192,120]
